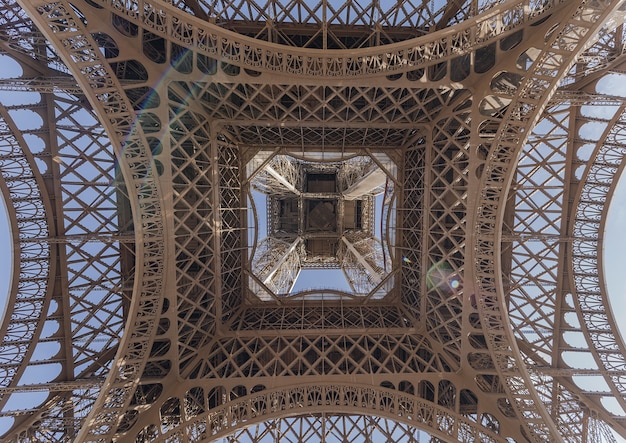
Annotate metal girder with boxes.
[0,379,104,394]
[20,233,137,243]
[341,235,383,285]
[264,165,300,196]
[551,89,626,106]
[260,237,302,292]
[0,77,143,93]
[342,167,386,200]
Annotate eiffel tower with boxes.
[1,0,626,441]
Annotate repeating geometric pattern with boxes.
[0,0,625,442]
[0,56,126,438]
[170,0,479,49]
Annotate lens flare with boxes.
[426,260,462,294]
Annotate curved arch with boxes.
[0,104,55,408]
[571,101,626,416]
[154,384,506,443]
[88,0,567,79]
[17,1,170,440]
[472,0,626,441]
[218,415,434,443]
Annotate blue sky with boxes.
[595,74,626,350]
[604,171,626,334]
[0,195,9,300]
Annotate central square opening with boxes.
[245,152,398,301]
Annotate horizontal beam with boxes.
[501,233,597,242]
[20,233,139,243]
[0,77,143,94]
[0,378,104,394]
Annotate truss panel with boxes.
[0,0,625,441]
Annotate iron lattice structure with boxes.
[0,0,626,442]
